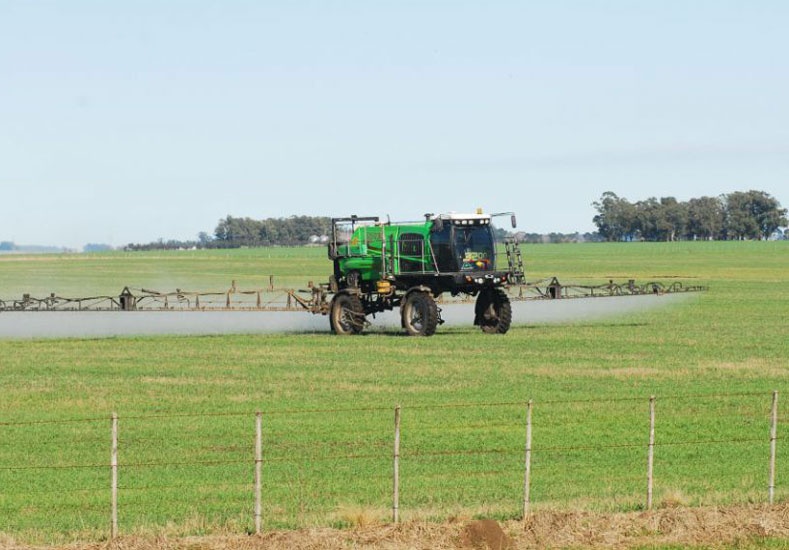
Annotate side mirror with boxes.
[433,218,444,232]
[511,215,517,229]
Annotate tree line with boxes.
[125,215,334,250]
[592,190,787,242]
[213,215,332,246]
[123,190,787,250]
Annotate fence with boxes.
[0,391,783,541]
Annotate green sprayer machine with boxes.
[327,211,520,336]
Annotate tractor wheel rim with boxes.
[410,306,424,330]
[342,308,356,328]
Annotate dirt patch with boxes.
[460,519,512,549]
[2,504,787,550]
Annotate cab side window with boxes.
[399,233,425,273]
[430,225,456,272]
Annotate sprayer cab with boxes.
[428,212,500,278]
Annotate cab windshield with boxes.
[429,222,495,273]
[454,225,494,272]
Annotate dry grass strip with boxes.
[2,503,787,550]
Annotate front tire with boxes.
[401,291,439,336]
[475,288,512,334]
[329,293,364,335]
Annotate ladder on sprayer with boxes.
[504,238,525,284]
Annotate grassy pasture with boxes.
[0,241,787,544]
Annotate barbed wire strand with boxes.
[119,480,252,492]
[1,434,779,473]
[0,416,107,427]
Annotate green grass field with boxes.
[0,242,787,544]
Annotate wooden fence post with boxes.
[110,412,118,539]
[255,411,263,534]
[523,399,533,521]
[646,396,656,510]
[769,391,778,504]
[393,405,401,524]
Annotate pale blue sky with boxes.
[2,1,787,248]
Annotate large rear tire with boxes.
[475,288,512,334]
[401,291,439,336]
[329,293,364,335]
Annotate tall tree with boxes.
[214,216,263,245]
[592,192,638,241]
[659,197,688,242]
[687,196,725,240]
[724,190,788,240]
[633,197,660,241]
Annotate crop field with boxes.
[0,241,787,546]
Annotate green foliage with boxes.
[214,215,332,247]
[725,190,788,240]
[0,241,787,543]
[593,190,788,241]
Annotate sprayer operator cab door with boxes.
[430,222,495,274]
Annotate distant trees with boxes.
[687,196,724,241]
[125,239,201,251]
[593,190,787,241]
[591,192,637,241]
[724,191,788,240]
[213,215,332,247]
[126,216,333,250]
[125,193,786,251]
